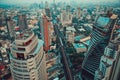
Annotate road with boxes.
[53,23,73,80]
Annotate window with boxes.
[16,53,25,60]
[18,48,25,51]
[96,16,110,27]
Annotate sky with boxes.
[0,0,119,4]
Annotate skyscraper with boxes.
[0,17,2,27]
[6,17,15,38]
[45,1,51,18]
[94,16,120,80]
[45,1,49,9]
[45,8,51,18]
[40,15,51,51]
[94,38,120,80]
[81,13,117,80]
[10,29,47,80]
[77,7,81,19]
[66,5,70,14]
[60,10,72,26]
[18,13,28,31]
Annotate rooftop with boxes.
[66,26,76,32]
[74,36,82,41]
[15,29,33,40]
[29,39,44,55]
[10,39,44,60]
[85,40,90,45]
[73,43,86,49]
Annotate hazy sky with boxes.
[0,0,119,4]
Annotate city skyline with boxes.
[0,0,120,80]
[0,0,119,4]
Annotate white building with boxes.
[0,40,10,64]
[10,29,47,80]
[66,27,75,42]
[60,10,72,26]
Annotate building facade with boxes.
[0,40,10,65]
[10,29,47,80]
[60,10,72,26]
[81,14,117,79]
[6,17,15,38]
[77,7,81,19]
[18,14,28,30]
[40,15,51,51]
[94,16,120,80]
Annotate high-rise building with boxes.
[109,42,120,80]
[0,17,2,27]
[94,38,120,80]
[40,15,51,51]
[81,14,117,80]
[82,8,88,17]
[10,29,47,80]
[77,7,81,19]
[66,5,70,14]
[45,1,49,8]
[6,17,15,38]
[45,1,51,18]
[60,10,72,26]
[45,8,51,18]
[0,40,10,65]
[0,47,10,64]
[94,16,120,80]
[0,11,5,27]
[18,14,28,30]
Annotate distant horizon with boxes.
[0,0,119,5]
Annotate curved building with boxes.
[10,29,47,80]
[94,17,120,80]
[81,14,117,80]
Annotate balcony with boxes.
[11,67,29,75]
[83,51,103,75]
[11,36,38,54]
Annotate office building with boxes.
[45,1,49,9]
[94,16,120,80]
[66,5,70,14]
[45,2,51,18]
[94,37,120,80]
[10,29,47,80]
[77,7,81,19]
[18,14,28,30]
[0,47,10,65]
[66,31,75,43]
[0,40,10,65]
[6,17,15,38]
[60,10,72,26]
[82,8,88,18]
[40,15,51,51]
[45,8,51,18]
[81,13,117,79]
[0,18,2,27]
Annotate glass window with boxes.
[96,16,110,27]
